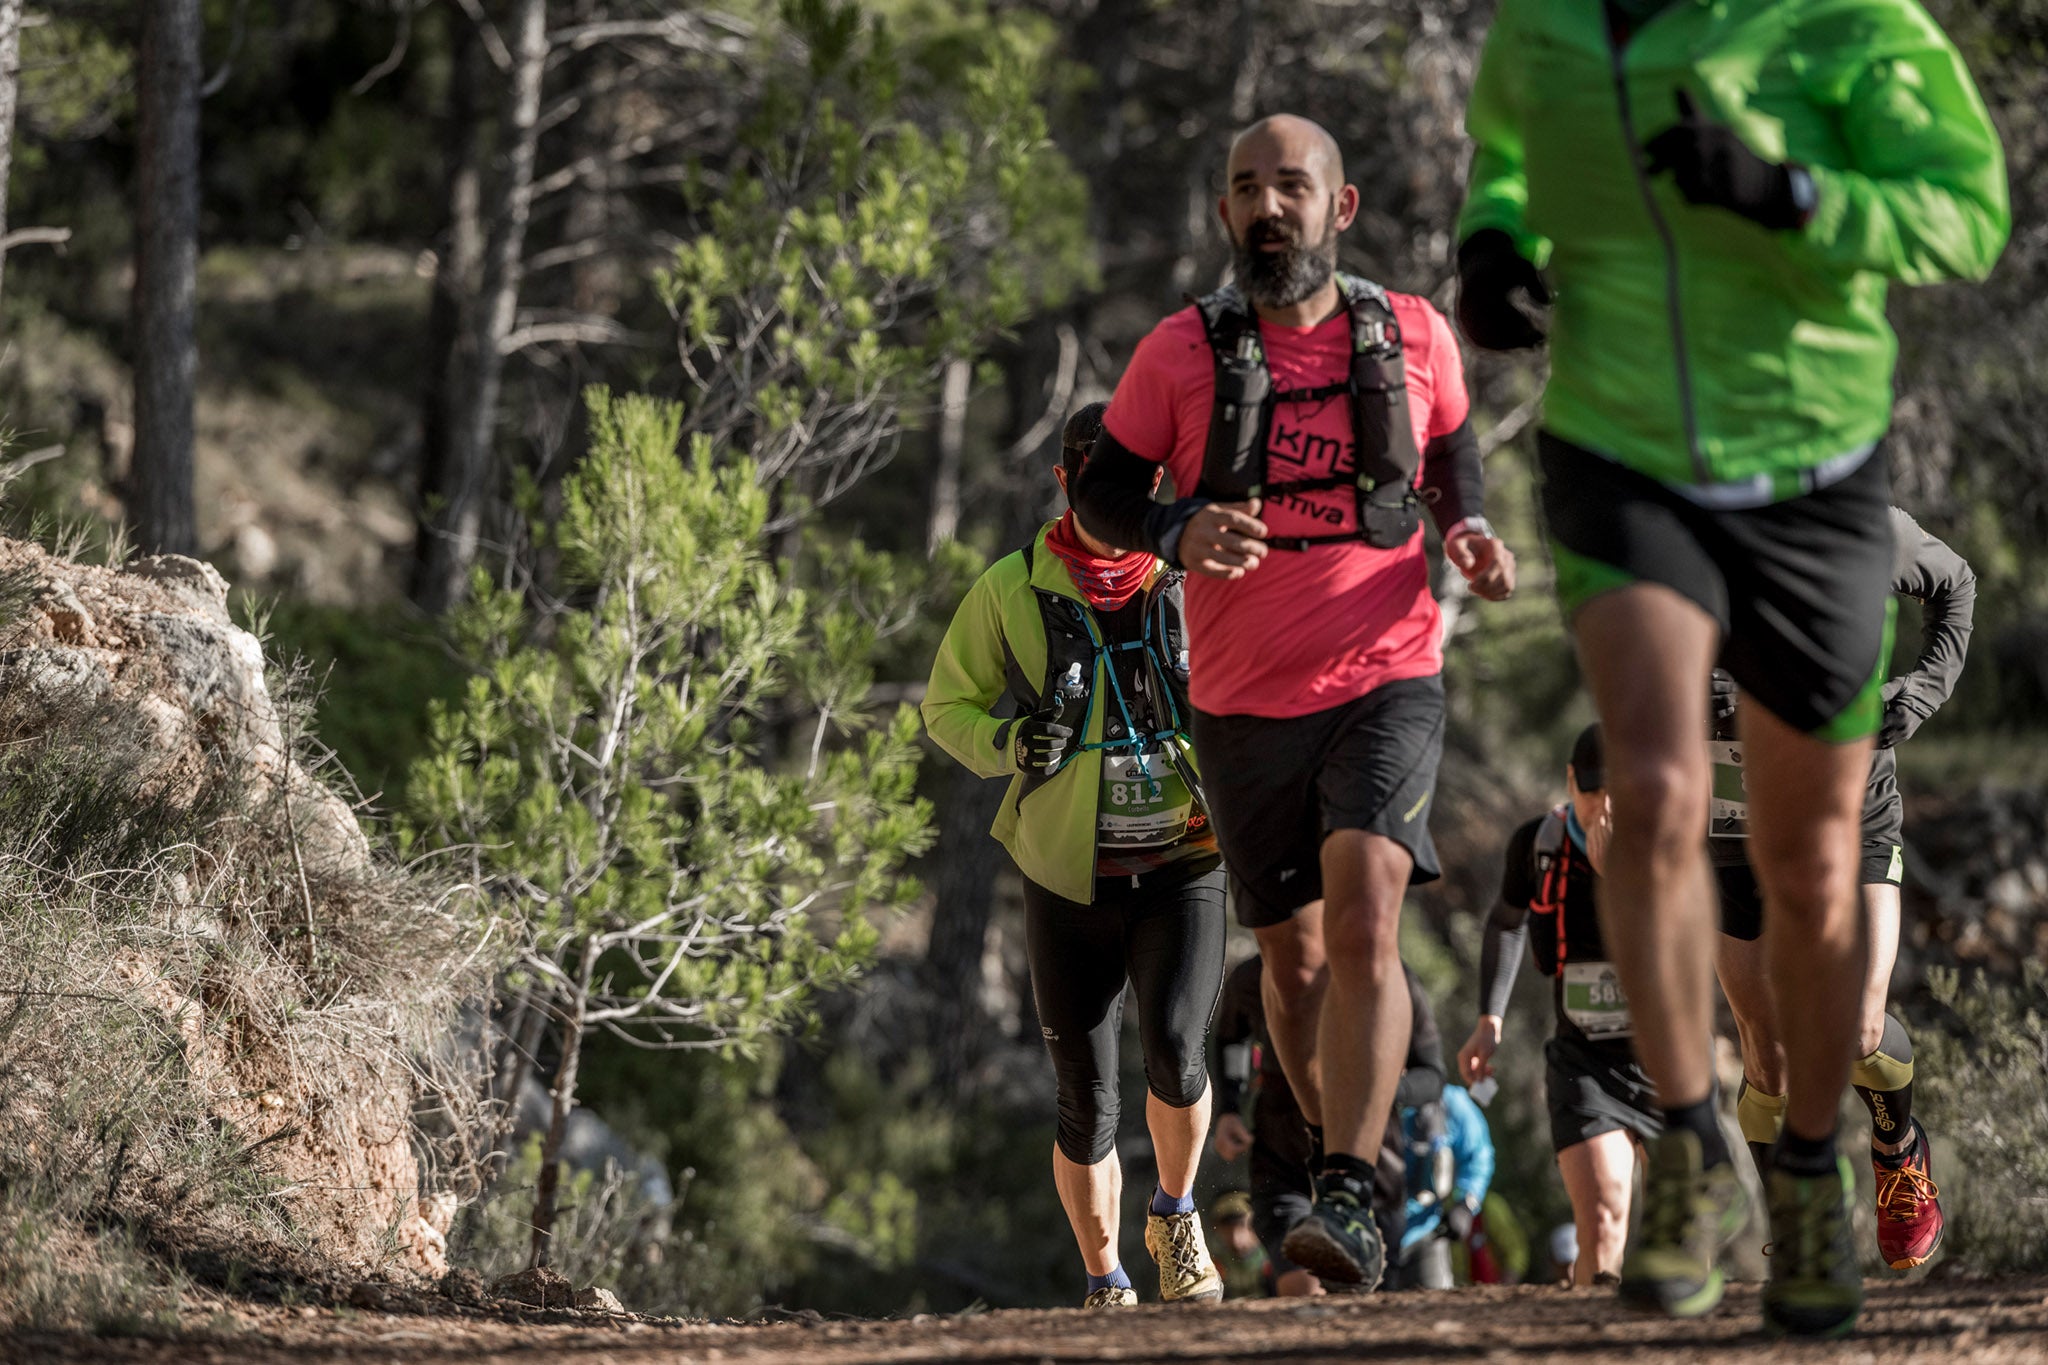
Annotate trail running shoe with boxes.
[1145,1209,1224,1303]
[1082,1284,1138,1308]
[1762,1155,1863,1338]
[1617,1130,1746,1317]
[1874,1120,1944,1271]
[1279,1188,1384,1292]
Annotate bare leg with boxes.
[1252,903,1327,1128]
[1557,1131,1637,1285]
[1572,585,1723,1111]
[1147,1088,1212,1202]
[1715,933,1788,1094]
[1316,830,1413,1160]
[1052,1146,1122,1276]
[1739,702,1871,1143]
[1859,881,1900,1057]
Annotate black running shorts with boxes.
[1545,1034,1661,1152]
[1539,432,1895,741]
[1715,842,1903,942]
[1192,675,1444,929]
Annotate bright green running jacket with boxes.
[1460,0,2008,500]
[923,523,1203,905]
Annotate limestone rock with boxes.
[492,1265,575,1309]
[127,553,233,625]
[37,580,98,646]
[575,1286,626,1314]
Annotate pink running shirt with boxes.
[1102,291,1470,719]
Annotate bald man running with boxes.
[1075,114,1517,1290]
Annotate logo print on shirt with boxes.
[1267,421,1350,475]
[1268,419,1357,527]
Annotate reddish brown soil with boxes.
[12,1277,2048,1365]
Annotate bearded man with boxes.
[1073,114,1516,1291]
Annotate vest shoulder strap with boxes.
[1531,805,1572,889]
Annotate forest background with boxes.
[3,0,2048,1322]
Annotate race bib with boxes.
[1709,739,1748,839]
[1562,961,1633,1040]
[1098,750,1195,849]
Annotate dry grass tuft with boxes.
[0,658,496,1330]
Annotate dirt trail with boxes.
[13,1277,2048,1365]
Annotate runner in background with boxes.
[1212,954,1447,1293]
[1459,0,2005,1336]
[923,404,1226,1308]
[1078,112,1515,1292]
[1398,1083,1495,1290]
[1460,724,1657,1287]
[1712,506,1975,1272]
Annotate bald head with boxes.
[1228,115,1345,191]
[1218,114,1357,314]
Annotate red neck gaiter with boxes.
[1044,512,1154,612]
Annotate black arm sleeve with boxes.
[1479,900,1531,1020]
[1394,963,1447,1109]
[1418,416,1484,538]
[1210,956,1261,1115]
[1070,429,1209,564]
[1481,817,1541,1016]
[1887,506,1976,720]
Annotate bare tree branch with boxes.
[0,225,70,255]
[350,0,418,97]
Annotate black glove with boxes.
[1455,229,1551,352]
[1709,669,1740,730]
[1012,712,1075,774]
[1443,1199,1476,1243]
[1877,681,1926,750]
[1642,90,1812,232]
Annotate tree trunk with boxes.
[413,0,548,614]
[924,357,972,554]
[131,0,203,557]
[416,13,483,574]
[529,945,591,1268]
[0,0,23,304]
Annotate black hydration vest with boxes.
[1013,542,1204,811]
[1191,272,1422,551]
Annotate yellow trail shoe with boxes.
[1082,1284,1138,1308]
[1618,1129,1747,1318]
[1145,1208,1225,1303]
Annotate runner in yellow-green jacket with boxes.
[1455,0,2006,1339]
[923,403,1226,1309]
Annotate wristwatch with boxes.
[1449,515,1498,542]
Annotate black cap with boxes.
[1061,401,1109,486]
[1569,722,1604,792]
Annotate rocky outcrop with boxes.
[0,538,451,1276]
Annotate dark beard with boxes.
[1232,217,1337,309]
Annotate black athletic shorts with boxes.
[1545,1033,1661,1152]
[1539,431,1895,741]
[1192,675,1445,929]
[1715,842,1905,942]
